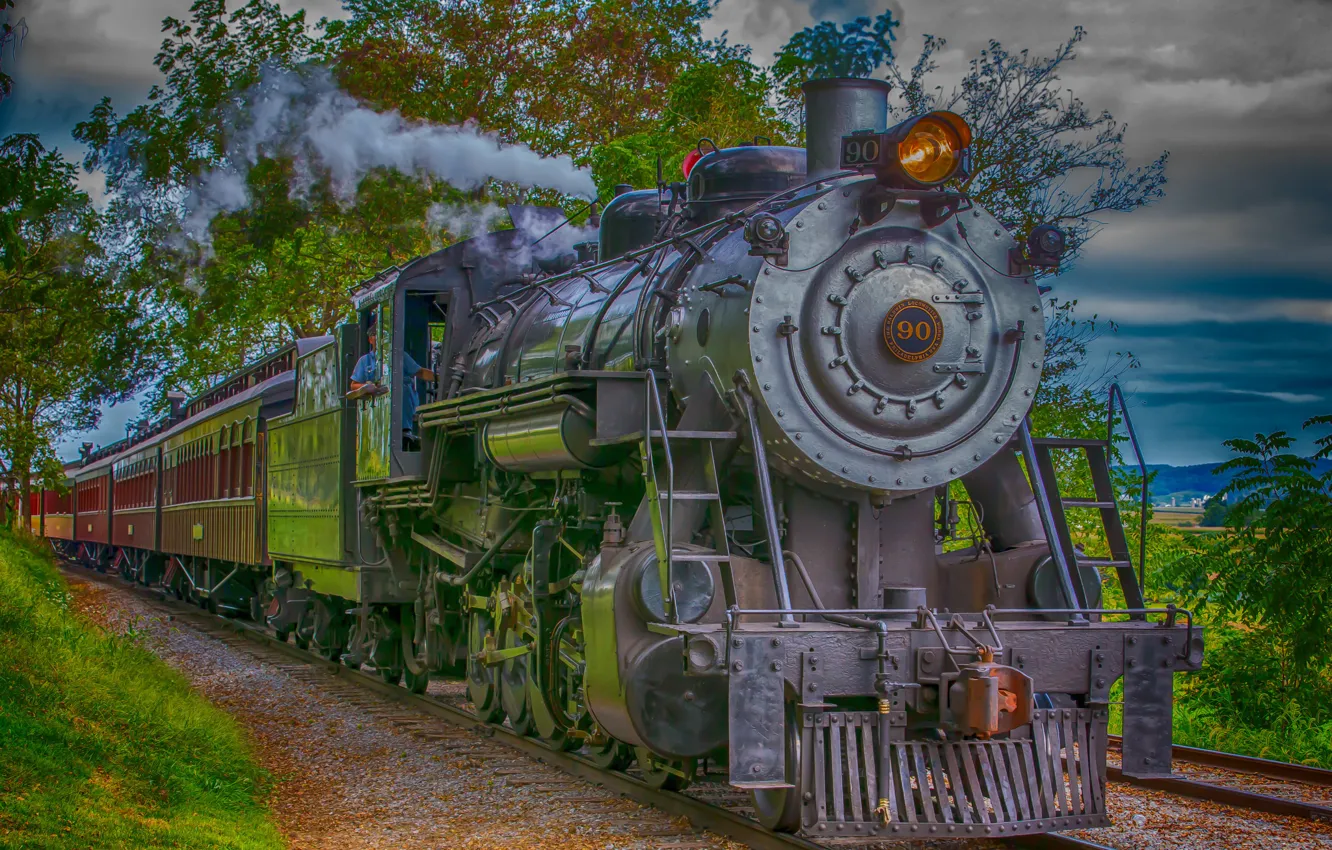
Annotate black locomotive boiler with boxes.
[41,77,1202,840]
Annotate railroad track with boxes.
[1106,734,1332,823]
[1107,734,1332,786]
[66,563,1117,850]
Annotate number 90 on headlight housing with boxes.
[840,111,972,188]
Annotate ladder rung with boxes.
[1031,437,1110,449]
[673,552,731,563]
[1062,499,1116,509]
[1076,558,1132,569]
[669,491,719,501]
[657,429,737,440]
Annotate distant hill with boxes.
[1123,458,1332,504]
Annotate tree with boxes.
[76,0,763,399]
[1199,495,1229,528]
[1166,417,1332,667]
[1156,416,1332,738]
[0,135,154,529]
[771,11,899,121]
[325,0,716,160]
[771,20,1167,318]
[0,0,25,102]
[883,27,1167,264]
[587,42,794,199]
[74,0,435,396]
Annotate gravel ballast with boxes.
[64,567,1332,850]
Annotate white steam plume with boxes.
[182,66,596,246]
[424,202,598,266]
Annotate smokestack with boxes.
[802,78,891,178]
[79,443,94,463]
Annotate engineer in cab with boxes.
[349,316,435,449]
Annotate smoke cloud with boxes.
[424,202,598,266]
[182,66,596,245]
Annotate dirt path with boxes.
[64,572,731,850]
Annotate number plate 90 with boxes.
[883,299,944,363]
[841,134,886,168]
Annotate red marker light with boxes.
[681,149,703,179]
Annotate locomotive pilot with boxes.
[350,316,436,449]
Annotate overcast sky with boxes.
[3,0,1330,465]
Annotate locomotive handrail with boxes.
[468,170,859,316]
[1107,383,1149,594]
[734,380,796,625]
[1018,418,1090,624]
[642,369,678,623]
[724,604,1195,658]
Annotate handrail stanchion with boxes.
[1107,383,1150,596]
[735,380,796,626]
[643,370,677,623]
[1018,418,1088,624]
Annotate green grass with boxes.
[0,530,286,849]
[1172,697,1332,767]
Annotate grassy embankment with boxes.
[0,529,286,849]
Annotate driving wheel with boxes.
[466,609,504,722]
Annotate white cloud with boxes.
[1130,379,1323,405]
[1072,295,1332,326]
[8,0,347,95]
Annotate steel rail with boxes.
[67,564,1111,850]
[1107,765,1332,823]
[1107,734,1332,786]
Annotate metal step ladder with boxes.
[639,370,739,622]
[1018,384,1148,618]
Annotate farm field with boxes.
[1151,507,1225,531]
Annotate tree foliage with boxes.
[74,0,433,396]
[326,0,715,160]
[883,27,1168,262]
[587,42,793,199]
[73,0,745,398]
[0,0,24,102]
[1163,416,1332,671]
[0,135,154,524]
[771,11,899,118]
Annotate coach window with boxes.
[220,426,231,499]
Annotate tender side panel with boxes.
[268,342,346,566]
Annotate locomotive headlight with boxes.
[898,114,968,185]
[840,111,972,189]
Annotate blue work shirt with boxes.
[352,350,423,431]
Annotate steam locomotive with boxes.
[32,78,1202,840]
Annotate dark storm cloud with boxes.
[7,0,1331,461]
[0,0,346,148]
